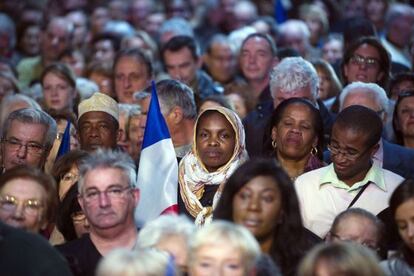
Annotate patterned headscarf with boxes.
[178,107,248,226]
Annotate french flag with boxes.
[135,81,178,227]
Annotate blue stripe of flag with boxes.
[142,81,171,149]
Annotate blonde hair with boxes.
[189,221,260,273]
[298,243,385,276]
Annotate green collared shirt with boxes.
[319,163,386,193]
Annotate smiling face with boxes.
[271,103,318,160]
[232,176,282,244]
[42,72,75,111]
[395,198,414,252]
[343,43,384,84]
[196,111,236,172]
[0,178,47,233]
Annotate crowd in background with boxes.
[1,0,414,275]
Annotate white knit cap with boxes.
[78,92,119,122]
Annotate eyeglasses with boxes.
[81,186,131,203]
[330,233,379,251]
[349,54,380,68]
[327,143,371,161]
[71,211,86,223]
[0,195,43,216]
[2,138,45,155]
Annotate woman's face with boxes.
[396,96,414,141]
[227,94,247,119]
[196,111,236,172]
[190,243,245,276]
[343,43,384,84]
[71,211,89,238]
[271,103,318,160]
[0,178,47,233]
[232,176,282,242]
[317,69,332,100]
[21,25,41,56]
[366,0,386,24]
[395,198,414,252]
[58,164,79,200]
[43,72,75,111]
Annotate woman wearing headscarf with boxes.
[178,107,248,226]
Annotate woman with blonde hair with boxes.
[188,220,260,276]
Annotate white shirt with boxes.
[294,164,404,238]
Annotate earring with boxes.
[272,140,277,149]
[311,147,318,156]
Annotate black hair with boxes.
[113,47,153,78]
[334,105,383,148]
[341,36,390,89]
[91,32,121,52]
[161,35,200,61]
[56,183,82,241]
[389,179,414,261]
[214,158,317,276]
[241,33,277,57]
[263,97,324,160]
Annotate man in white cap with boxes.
[77,92,121,152]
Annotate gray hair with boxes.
[78,149,137,192]
[156,79,197,119]
[159,17,194,40]
[136,214,195,249]
[189,221,260,273]
[339,82,389,117]
[96,248,171,276]
[0,13,16,50]
[2,108,57,150]
[270,57,319,102]
[278,19,310,39]
[0,94,42,134]
[330,208,383,237]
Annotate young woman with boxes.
[381,179,414,275]
[178,107,248,225]
[214,159,321,276]
[393,91,414,149]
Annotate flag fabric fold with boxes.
[135,81,179,227]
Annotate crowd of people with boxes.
[1,0,414,275]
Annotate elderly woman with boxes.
[137,214,194,273]
[263,98,325,181]
[178,107,248,225]
[96,248,175,276]
[214,159,321,276]
[0,166,58,234]
[298,243,385,276]
[40,63,78,114]
[393,91,414,149]
[188,220,260,276]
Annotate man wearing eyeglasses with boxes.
[337,81,414,180]
[294,106,404,239]
[0,108,57,173]
[57,149,140,276]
